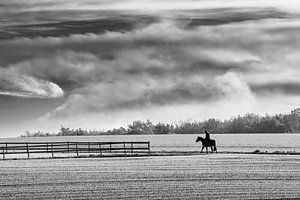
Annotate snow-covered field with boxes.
[0,154,299,199]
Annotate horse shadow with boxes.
[195,136,217,154]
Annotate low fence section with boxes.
[0,141,150,159]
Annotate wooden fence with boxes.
[0,141,150,159]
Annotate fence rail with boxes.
[0,141,150,159]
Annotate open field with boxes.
[0,154,299,199]
[2,134,300,155]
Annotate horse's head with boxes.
[195,136,204,143]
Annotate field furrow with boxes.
[0,154,299,199]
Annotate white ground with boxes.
[0,154,299,199]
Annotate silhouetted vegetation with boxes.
[21,108,300,137]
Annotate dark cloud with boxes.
[250,82,300,96]
[0,12,158,40]
[2,0,300,14]
[0,7,291,40]
[183,8,287,27]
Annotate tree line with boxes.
[21,108,300,137]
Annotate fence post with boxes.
[51,143,54,158]
[124,142,126,155]
[76,143,79,156]
[2,147,5,160]
[131,142,133,154]
[148,142,150,156]
[99,143,102,156]
[88,142,90,153]
[67,142,70,154]
[109,143,112,153]
[47,143,49,152]
[26,143,30,158]
[5,142,7,153]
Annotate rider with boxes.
[204,130,210,141]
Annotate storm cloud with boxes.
[2,16,300,116]
[250,82,300,96]
[0,20,264,116]
[1,0,300,135]
[2,0,300,13]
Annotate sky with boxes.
[1,0,300,137]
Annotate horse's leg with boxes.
[213,144,217,153]
[201,146,204,153]
[206,147,208,154]
[211,146,213,153]
[211,141,217,153]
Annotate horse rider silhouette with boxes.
[195,130,217,153]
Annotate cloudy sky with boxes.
[1,0,300,137]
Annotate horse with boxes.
[195,136,217,153]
